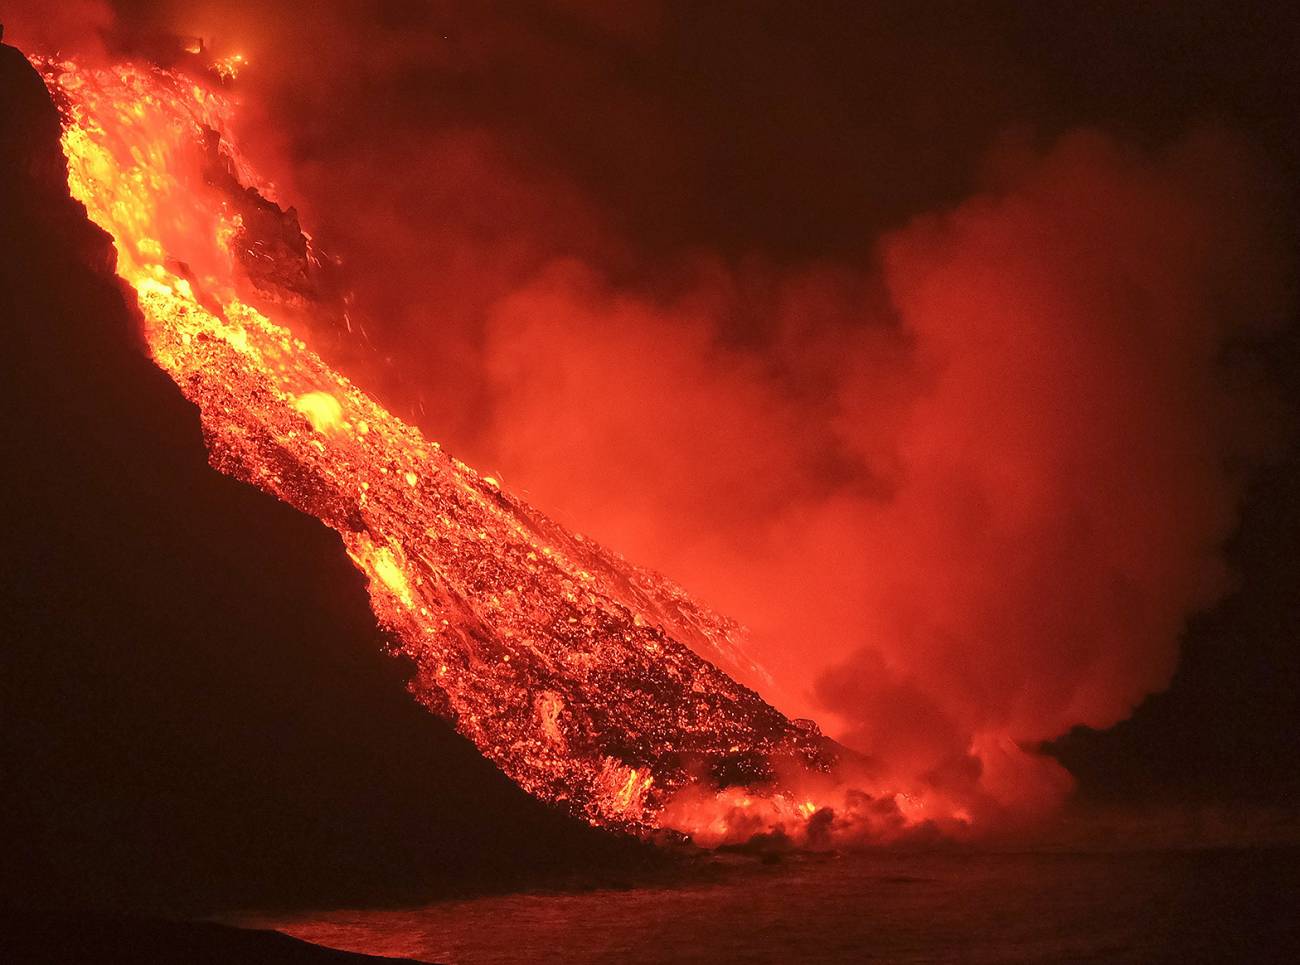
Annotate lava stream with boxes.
[37,53,958,845]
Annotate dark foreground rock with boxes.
[1,911,436,965]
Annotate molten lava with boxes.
[36,54,848,838]
[34,53,967,844]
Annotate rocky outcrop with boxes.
[1,911,435,965]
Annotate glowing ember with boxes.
[37,56,876,839]
[212,53,246,83]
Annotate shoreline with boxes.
[0,910,437,965]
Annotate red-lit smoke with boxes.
[478,130,1286,822]
[7,1,1289,832]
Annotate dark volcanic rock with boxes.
[1,911,437,965]
[0,42,652,916]
[200,127,317,300]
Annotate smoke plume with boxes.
[478,129,1286,821]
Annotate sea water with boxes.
[245,847,1298,963]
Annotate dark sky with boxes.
[90,2,1294,255]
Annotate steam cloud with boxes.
[9,1,1289,829]
[480,131,1286,822]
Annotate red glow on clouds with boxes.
[476,131,1285,824]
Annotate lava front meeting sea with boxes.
[34,52,965,846]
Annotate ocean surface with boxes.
[244,848,1299,964]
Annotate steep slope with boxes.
[34,53,841,837]
[0,42,648,915]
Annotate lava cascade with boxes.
[32,53,926,842]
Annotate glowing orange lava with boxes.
[36,53,961,844]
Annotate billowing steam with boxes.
[7,1,1288,832]
[479,130,1286,822]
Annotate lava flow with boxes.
[35,53,908,843]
